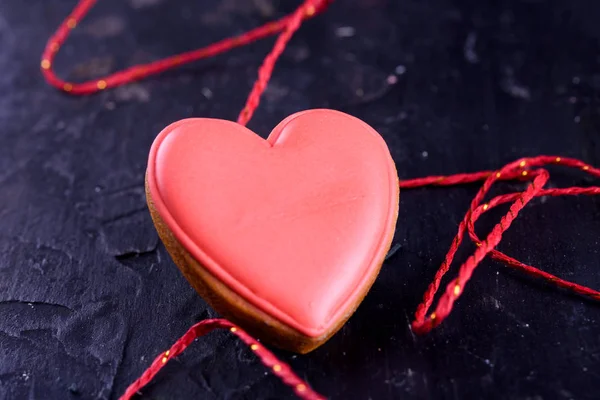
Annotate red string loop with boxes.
[402,156,600,334]
[42,1,600,399]
[119,319,324,400]
[40,0,330,125]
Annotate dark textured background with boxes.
[1,0,599,399]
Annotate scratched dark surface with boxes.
[1,0,600,399]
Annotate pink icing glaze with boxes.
[147,109,399,338]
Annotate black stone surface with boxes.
[1,0,599,399]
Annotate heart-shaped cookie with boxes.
[146,109,399,353]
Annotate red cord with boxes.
[402,156,600,334]
[41,1,600,399]
[40,0,330,125]
[119,319,324,400]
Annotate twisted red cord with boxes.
[403,156,600,334]
[40,0,330,125]
[41,1,600,399]
[119,319,324,400]
[469,186,600,300]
